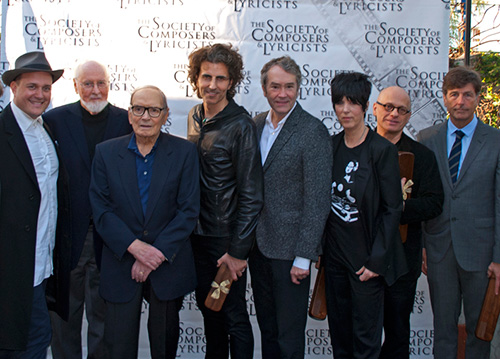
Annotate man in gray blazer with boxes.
[418,66,500,359]
[249,56,332,359]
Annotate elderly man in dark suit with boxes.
[0,51,70,359]
[374,86,443,359]
[249,56,332,359]
[89,85,199,359]
[418,67,500,359]
[43,60,131,359]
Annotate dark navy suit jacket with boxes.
[89,133,199,302]
[43,101,131,269]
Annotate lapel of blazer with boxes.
[455,119,487,186]
[144,134,174,224]
[263,104,301,172]
[117,137,144,223]
[3,105,38,186]
[255,112,267,143]
[432,122,453,189]
[354,130,372,206]
[63,103,92,171]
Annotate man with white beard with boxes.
[43,60,131,359]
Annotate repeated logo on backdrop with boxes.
[333,0,405,14]
[117,0,184,9]
[251,20,329,56]
[137,18,216,53]
[231,0,298,12]
[364,22,442,59]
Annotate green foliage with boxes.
[449,0,487,58]
[473,52,500,128]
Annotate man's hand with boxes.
[356,266,379,282]
[487,262,500,295]
[131,260,152,283]
[217,253,247,281]
[290,266,310,285]
[422,248,428,276]
[127,239,165,271]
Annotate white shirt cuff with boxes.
[293,257,311,270]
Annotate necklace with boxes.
[345,125,367,148]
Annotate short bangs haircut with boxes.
[330,72,372,112]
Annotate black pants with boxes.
[191,235,254,359]
[324,253,384,359]
[103,281,183,359]
[249,246,310,359]
[379,273,418,359]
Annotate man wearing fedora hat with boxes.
[0,51,71,359]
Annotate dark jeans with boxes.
[379,274,418,359]
[324,253,384,359]
[191,235,254,359]
[249,246,310,359]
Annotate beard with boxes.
[81,100,108,114]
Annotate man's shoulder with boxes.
[107,103,128,118]
[418,121,446,141]
[253,111,268,123]
[400,133,435,157]
[161,132,196,152]
[44,101,80,120]
[96,133,131,152]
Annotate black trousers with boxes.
[50,226,106,359]
[324,253,384,359]
[103,281,183,359]
[249,246,310,359]
[379,273,418,359]
[191,235,254,359]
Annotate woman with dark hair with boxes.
[324,72,407,358]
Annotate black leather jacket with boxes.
[187,99,263,259]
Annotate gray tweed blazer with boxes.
[254,103,332,261]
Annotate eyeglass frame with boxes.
[376,101,411,116]
[129,105,166,118]
[78,81,109,90]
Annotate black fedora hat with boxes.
[2,51,64,86]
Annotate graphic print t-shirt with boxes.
[326,139,369,272]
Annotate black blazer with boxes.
[43,101,131,269]
[331,129,407,285]
[397,133,443,279]
[89,133,200,303]
[0,104,71,351]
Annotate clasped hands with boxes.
[128,239,166,283]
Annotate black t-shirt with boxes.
[326,139,369,272]
[80,104,109,161]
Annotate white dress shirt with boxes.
[259,103,310,271]
[12,102,59,286]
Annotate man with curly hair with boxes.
[187,43,263,359]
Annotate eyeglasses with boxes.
[376,101,411,116]
[78,81,109,90]
[130,106,165,118]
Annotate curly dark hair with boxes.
[187,43,244,100]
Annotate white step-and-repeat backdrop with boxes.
[1,0,450,358]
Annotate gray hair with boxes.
[260,56,302,88]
